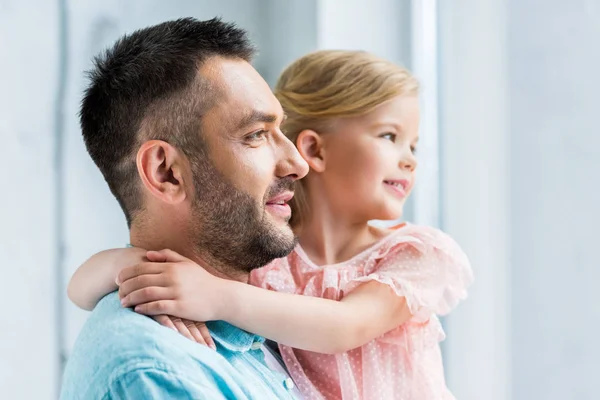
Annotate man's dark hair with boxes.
[80,17,255,227]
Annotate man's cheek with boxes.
[240,153,274,184]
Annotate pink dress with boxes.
[250,223,473,400]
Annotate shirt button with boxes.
[283,378,295,390]
[250,341,262,350]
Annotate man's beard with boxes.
[190,161,297,274]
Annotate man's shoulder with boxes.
[61,293,226,399]
[69,292,187,358]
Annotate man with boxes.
[61,17,308,399]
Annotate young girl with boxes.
[69,50,473,400]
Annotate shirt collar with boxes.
[207,321,265,352]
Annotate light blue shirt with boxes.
[60,292,300,399]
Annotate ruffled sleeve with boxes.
[345,225,473,321]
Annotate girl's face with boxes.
[313,95,420,223]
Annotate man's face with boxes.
[190,57,309,273]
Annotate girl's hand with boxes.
[153,315,216,350]
[117,249,228,322]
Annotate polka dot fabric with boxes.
[250,224,473,400]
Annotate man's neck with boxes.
[188,246,250,283]
[129,227,250,284]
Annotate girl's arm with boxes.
[223,278,412,354]
[67,247,146,310]
[119,250,412,354]
[68,247,216,348]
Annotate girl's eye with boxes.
[380,132,396,142]
[411,145,417,154]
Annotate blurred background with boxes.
[2,0,599,399]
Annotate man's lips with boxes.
[266,191,294,205]
[266,191,294,219]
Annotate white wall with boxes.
[259,0,319,86]
[439,1,511,399]
[1,1,60,397]
[509,0,600,398]
[317,0,411,63]
[440,1,600,399]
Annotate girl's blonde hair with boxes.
[275,50,419,229]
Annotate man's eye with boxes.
[246,130,268,141]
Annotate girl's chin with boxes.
[368,209,405,224]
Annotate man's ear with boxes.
[296,129,326,173]
[136,140,188,204]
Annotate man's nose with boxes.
[276,134,309,180]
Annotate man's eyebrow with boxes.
[237,110,280,130]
